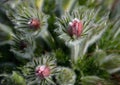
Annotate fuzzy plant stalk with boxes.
[7,1,49,36]
[7,0,55,57]
[55,6,108,62]
[10,32,36,60]
[23,54,58,85]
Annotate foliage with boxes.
[0,0,120,85]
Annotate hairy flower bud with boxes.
[28,19,40,30]
[68,18,83,37]
[19,40,27,50]
[35,65,50,78]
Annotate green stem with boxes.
[35,0,44,10]
[63,0,77,12]
[80,70,84,77]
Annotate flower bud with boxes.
[19,40,27,50]
[28,18,40,30]
[35,65,50,78]
[68,18,83,37]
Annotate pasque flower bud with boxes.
[19,40,27,50]
[28,18,40,30]
[35,65,51,78]
[68,18,83,37]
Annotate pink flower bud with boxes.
[35,65,51,78]
[68,18,83,37]
[28,19,40,30]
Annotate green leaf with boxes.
[99,54,120,74]
[11,71,26,85]
[93,49,107,66]
[72,56,110,79]
[98,19,120,53]
[36,28,55,51]
[0,23,14,45]
[81,76,113,85]
[42,0,56,14]
[94,50,120,74]
[0,0,21,9]
[0,62,16,73]
[56,67,76,85]
[110,0,120,19]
